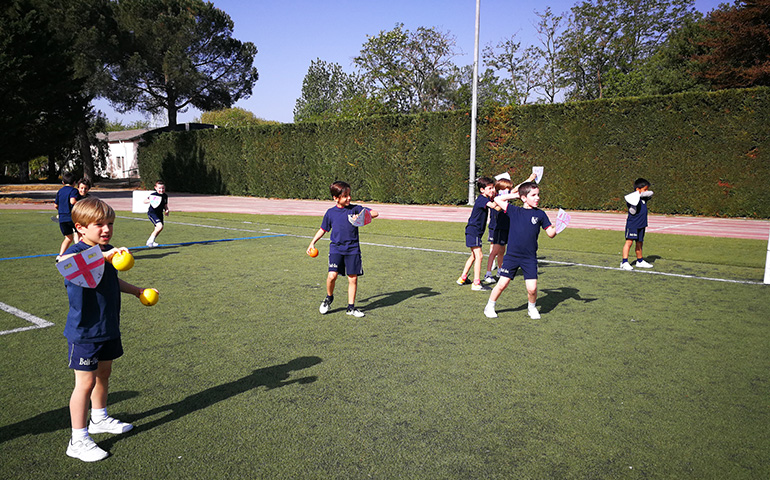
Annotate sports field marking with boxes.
[359,241,766,285]
[0,302,54,336]
[120,215,766,286]
[13,215,757,286]
[648,218,712,233]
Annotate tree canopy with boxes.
[106,0,258,127]
[693,0,770,88]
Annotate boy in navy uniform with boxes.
[55,172,79,260]
[621,178,654,270]
[144,180,169,247]
[76,177,92,202]
[61,197,152,462]
[308,181,379,317]
[484,181,559,319]
[457,177,500,291]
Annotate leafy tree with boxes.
[534,8,567,103]
[105,119,152,131]
[483,36,541,105]
[294,59,367,122]
[107,0,258,127]
[200,107,280,127]
[603,15,711,97]
[0,0,89,174]
[693,0,770,88]
[444,65,509,109]
[559,0,698,100]
[353,23,458,113]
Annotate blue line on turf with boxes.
[0,234,286,262]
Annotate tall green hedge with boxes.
[138,87,770,217]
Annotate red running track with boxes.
[2,189,768,241]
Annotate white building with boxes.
[97,123,216,179]
[97,128,148,179]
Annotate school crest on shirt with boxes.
[56,245,104,288]
[149,194,162,208]
[531,216,539,225]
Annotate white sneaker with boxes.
[346,308,365,318]
[146,240,157,247]
[482,275,497,285]
[635,259,653,268]
[471,283,492,291]
[528,306,541,319]
[88,416,134,435]
[484,306,498,318]
[66,437,108,462]
[620,262,633,271]
[319,297,333,314]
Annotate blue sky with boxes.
[94,0,725,126]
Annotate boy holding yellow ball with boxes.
[59,197,157,462]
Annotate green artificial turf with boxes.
[0,210,768,479]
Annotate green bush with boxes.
[139,87,770,217]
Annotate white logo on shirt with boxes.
[531,216,538,225]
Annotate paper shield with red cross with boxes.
[554,208,571,234]
[56,245,105,288]
[348,207,372,227]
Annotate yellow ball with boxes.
[112,251,134,271]
[139,288,159,306]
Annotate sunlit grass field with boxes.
[1,209,768,479]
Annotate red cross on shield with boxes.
[56,245,105,288]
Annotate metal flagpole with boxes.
[468,0,481,205]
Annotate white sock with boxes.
[91,407,108,423]
[147,234,156,243]
[72,427,89,441]
[528,301,537,309]
[486,300,496,309]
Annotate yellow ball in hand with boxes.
[112,251,134,271]
[139,288,159,306]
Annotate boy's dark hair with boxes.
[476,176,494,191]
[155,180,165,186]
[330,181,351,198]
[517,181,539,198]
[62,172,75,185]
[634,178,650,190]
[78,177,92,188]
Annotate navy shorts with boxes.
[68,338,124,371]
[328,252,363,277]
[148,211,164,225]
[489,229,508,245]
[499,255,539,280]
[466,234,483,248]
[59,221,76,236]
[625,227,646,242]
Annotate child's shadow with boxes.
[498,287,596,315]
[0,390,139,444]
[360,287,440,311]
[99,356,322,449]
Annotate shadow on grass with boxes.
[359,287,440,311]
[99,356,322,450]
[0,390,139,444]
[496,287,597,315]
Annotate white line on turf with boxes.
[116,215,766,286]
[0,302,54,336]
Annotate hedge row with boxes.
[138,87,770,218]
